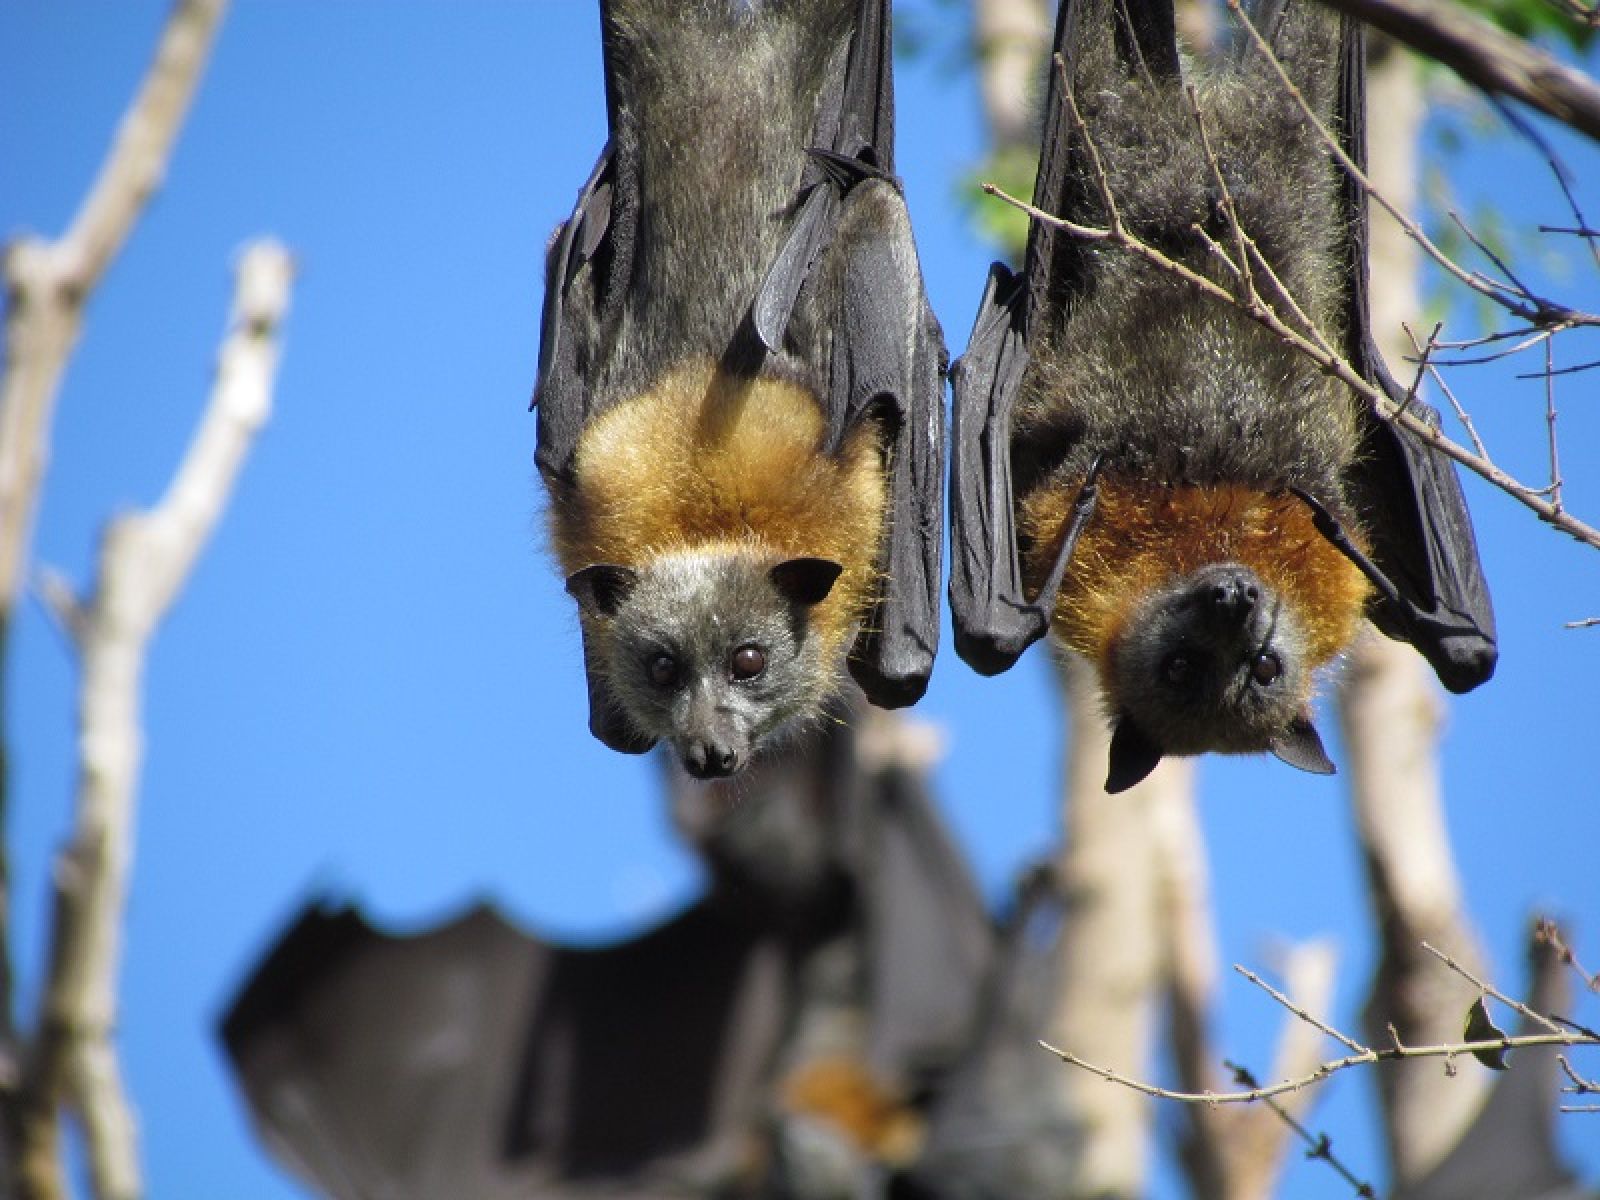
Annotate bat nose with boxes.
[682,740,740,779]
[1206,574,1259,623]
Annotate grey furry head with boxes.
[567,552,842,779]
[1103,563,1334,792]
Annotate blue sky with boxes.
[3,3,1597,1197]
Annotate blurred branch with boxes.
[1045,653,1188,1199]
[973,0,1050,151]
[0,3,227,1185]
[1339,631,1492,1182]
[1537,918,1600,994]
[0,0,228,625]
[1318,0,1600,141]
[16,241,291,1200]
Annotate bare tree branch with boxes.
[1229,0,1596,331]
[1338,630,1493,1182]
[1320,0,1600,142]
[16,240,291,1200]
[0,9,227,1181]
[1558,1054,1600,1109]
[0,0,228,624]
[1045,653,1190,1199]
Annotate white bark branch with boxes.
[19,240,291,1200]
[1047,652,1194,1199]
[0,0,227,622]
[1338,630,1490,1186]
[973,0,1050,150]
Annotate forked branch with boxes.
[16,241,292,1200]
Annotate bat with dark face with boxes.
[534,0,945,780]
[948,0,1497,792]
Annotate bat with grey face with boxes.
[535,0,945,779]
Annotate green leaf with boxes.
[958,144,1042,263]
[1458,0,1598,51]
[1464,995,1511,1070]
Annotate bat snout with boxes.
[1206,575,1259,623]
[681,739,742,780]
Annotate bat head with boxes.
[1102,562,1334,793]
[567,552,843,779]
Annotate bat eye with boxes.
[1251,652,1282,685]
[731,644,767,681]
[647,653,679,688]
[1161,652,1193,686]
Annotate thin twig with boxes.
[1433,325,1546,350]
[1236,964,1365,1054]
[1536,919,1600,994]
[1558,1055,1600,1096]
[1422,940,1600,1039]
[1403,325,1488,458]
[1544,338,1563,514]
[1041,1029,1599,1105]
[1487,95,1600,271]
[1186,84,1254,302]
[985,180,1600,551]
[1448,209,1542,302]
[1230,0,1596,328]
[1226,1061,1377,1198]
[1519,358,1600,379]
[1427,326,1556,368]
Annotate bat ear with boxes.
[1270,714,1336,776]
[769,558,844,607]
[1106,715,1163,794]
[566,563,639,617]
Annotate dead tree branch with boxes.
[1230,0,1597,334]
[16,240,291,1200]
[0,0,228,624]
[0,8,227,1178]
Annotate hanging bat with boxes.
[533,0,945,779]
[220,718,998,1200]
[948,0,1497,792]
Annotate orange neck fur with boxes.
[1020,474,1370,678]
[549,359,888,661]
